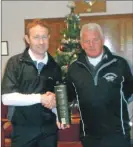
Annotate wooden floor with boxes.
[58,142,82,147]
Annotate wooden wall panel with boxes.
[25,14,133,64]
[124,21,133,64]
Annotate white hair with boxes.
[80,23,104,39]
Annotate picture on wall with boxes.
[1,41,9,56]
[74,0,106,13]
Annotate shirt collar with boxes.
[87,52,103,66]
[28,49,48,65]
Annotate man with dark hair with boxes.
[66,23,133,147]
[2,19,69,147]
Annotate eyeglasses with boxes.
[32,35,49,41]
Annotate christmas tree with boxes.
[55,1,81,78]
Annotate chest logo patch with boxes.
[103,73,117,82]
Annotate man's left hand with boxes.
[56,121,70,130]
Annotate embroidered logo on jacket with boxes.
[103,73,117,82]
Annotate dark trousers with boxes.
[81,133,131,147]
[11,125,58,147]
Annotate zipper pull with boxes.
[38,71,40,76]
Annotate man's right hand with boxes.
[41,92,56,109]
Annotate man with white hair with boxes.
[66,23,133,147]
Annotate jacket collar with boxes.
[77,45,115,64]
[20,47,32,62]
[20,47,55,66]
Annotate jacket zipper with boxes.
[20,59,40,76]
[77,61,95,83]
[77,58,117,86]
[38,71,40,76]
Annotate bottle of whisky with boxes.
[54,82,70,125]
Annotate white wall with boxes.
[2,1,133,75]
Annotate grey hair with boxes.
[80,23,104,39]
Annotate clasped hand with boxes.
[41,91,56,109]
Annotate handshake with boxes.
[40,91,70,129]
[41,91,56,109]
